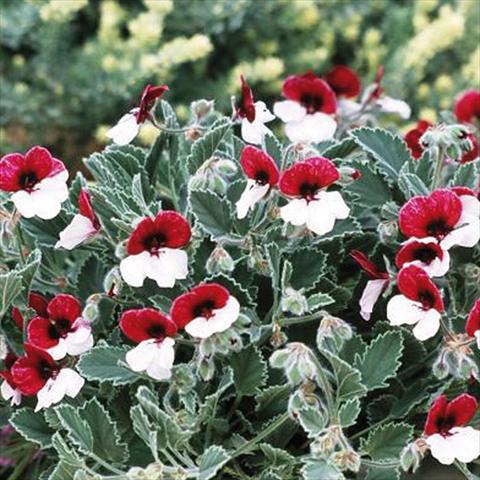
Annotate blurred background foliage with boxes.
[0,0,479,168]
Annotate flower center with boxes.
[144,234,167,254]
[436,414,456,436]
[19,171,38,190]
[255,170,269,185]
[193,300,216,319]
[299,182,319,201]
[38,359,56,380]
[426,219,452,239]
[414,246,438,265]
[418,290,435,309]
[147,324,165,340]
[300,93,323,114]
[48,318,72,340]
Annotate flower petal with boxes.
[107,112,140,145]
[280,198,309,226]
[126,339,158,372]
[120,252,149,287]
[412,308,440,341]
[450,427,480,463]
[376,97,411,119]
[285,113,337,143]
[236,180,269,219]
[273,100,306,123]
[426,434,456,465]
[56,214,97,250]
[387,295,424,326]
[359,279,388,321]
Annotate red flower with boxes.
[324,65,361,98]
[424,394,478,436]
[0,146,65,193]
[397,265,444,312]
[466,299,480,338]
[171,283,230,329]
[12,292,49,329]
[0,353,19,390]
[454,90,480,124]
[126,211,191,256]
[27,294,82,350]
[240,146,279,186]
[78,189,100,230]
[11,344,59,396]
[404,120,432,159]
[395,239,444,269]
[460,133,479,163]
[236,76,256,122]
[350,250,388,280]
[279,157,339,200]
[399,189,462,240]
[120,308,177,344]
[135,84,169,124]
[282,72,337,114]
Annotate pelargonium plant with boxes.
[0,68,479,480]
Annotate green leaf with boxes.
[187,118,232,174]
[354,331,404,391]
[361,422,413,460]
[54,404,94,455]
[197,445,229,480]
[307,293,334,311]
[255,384,292,420]
[322,137,358,159]
[51,432,84,467]
[365,464,400,480]
[297,406,327,438]
[230,345,267,395]
[287,247,327,291]
[130,404,158,457]
[76,343,139,385]
[16,248,42,302]
[0,269,22,317]
[10,408,54,448]
[339,398,361,428]
[302,459,344,480]
[397,172,429,198]
[189,188,234,239]
[264,133,282,167]
[451,159,479,189]
[45,462,78,480]
[350,127,410,180]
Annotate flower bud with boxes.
[316,314,353,352]
[185,127,202,142]
[172,365,196,394]
[104,267,122,297]
[458,355,479,380]
[270,324,288,348]
[82,295,102,322]
[281,287,309,316]
[432,355,450,379]
[270,342,317,385]
[464,263,480,281]
[247,248,269,275]
[332,449,361,473]
[338,166,362,185]
[190,99,214,120]
[115,241,127,260]
[210,174,228,196]
[215,159,237,177]
[377,220,398,245]
[206,246,235,274]
[197,355,215,381]
[310,425,341,455]
[0,335,7,360]
[400,440,425,473]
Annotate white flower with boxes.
[125,337,175,381]
[35,368,85,412]
[426,427,480,465]
[359,279,389,321]
[241,101,275,145]
[46,319,94,361]
[236,179,270,219]
[106,110,140,146]
[375,96,411,119]
[55,214,98,250]
[1,380,21,406]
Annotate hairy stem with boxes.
[432,146,445,189]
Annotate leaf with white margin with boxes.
[339,397,362,428]
[197,445,229,480]
[9,408,54,448]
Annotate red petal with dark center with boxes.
[455,90,480,124]
[127,211,191,255]
[136,84,169,124]
[279,157,340,198]
[27,316,60,349]
[350,250,388,279]
[404,120,432,159]
[237,75,256,123]
[171,283,230,329]
[47,294,82,324]
[398,189,462,240]
[282,72,337,114]
[78,189,100,230]
[0,146,65,192]
[446,393,478,427]
[466,299,480,337]
[11,344,58,396]
[12,292,49,329]
[424,394,448,435]
[324,65,361,98]
[460,133,479,163]
[120,308,177,344]
[240,146,279,186]
[397,265,444,311]
[395,240,443,269]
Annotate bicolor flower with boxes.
[236,76,275,145]
[107,84,169,145]
[459,133,479,163]
[324,65,361,99]
[0,354,21,406]
[119,211,190,288]
[399,188,480,250]
[273,72,337,143]
[279,157,349,236]
[386,265,444,341]
[454,89,480,124]
[424,394,480,465]
[171,283,240,339]
[12,292,48,329]
[404,120,432,159]
[395,237,450,277]
[235,146,279,219]
[466,299,480,348]
[350,250,389,321]
[11,344,84,412]
[56,189,100,250]
[27,294,93,360]
[0,146,68,219]
[120,308,177,381]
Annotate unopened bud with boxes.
[332,449,361,473]
[432,355,450,379]
[115,241,127,260]
[104,267,122,297]
[185,127,202,142]
[458,356,479,380]
[378,220,398,245]
[206,246,235,274]
[191,99,214,120]
[310,425,341,455]
[270,324,288,348]
[215,159,237,177]
[464,263,480,281]
[400,440,425,473]
[270,342,317,385]
[317,314,353,351]
[82,295,101,322]
[197,355,215,381]
[281,287,308,316]
[338,166,362,185]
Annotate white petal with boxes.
[145,338,175,381]
[475,331,480,349]
[460,195,480,218]
[273,100,306,123]
[58,368,85,398]
[412,308,441,341]
[338,99,362,116]
[107,112,140,145]
[11,191,39,218]
[1,380,21,406]
[426,434,456,465]
[254,101,275,123]
[184,317,214,339]
[376,97,411,119]
[423,250,450,277]
[47,340,68,361]
[65,324,94,356]
[145,249,188,288]
[120,252,150,287]
[387,295,424,326]
[37,172,69,202]
[55,214,97,250]
[305,200,336,236]
[126,339,158,372]
[280,198,309,226]
[317,191,350,219]
[285,113,337,143]
[359,279,388,321]
[34,369,84,411]
[241,119,272,145]
[236,180,269,219]
[441,215,480,249]
[450,427,480,463]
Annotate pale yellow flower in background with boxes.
[39,0,87,22]
[462,48,480,86]
[291,1,320,30]
[435,75,453,94]
[419,109,437,123]
[230,58,284,91]
[417,84,429,100]
[98,1,125,43]
[137,124,159,145]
